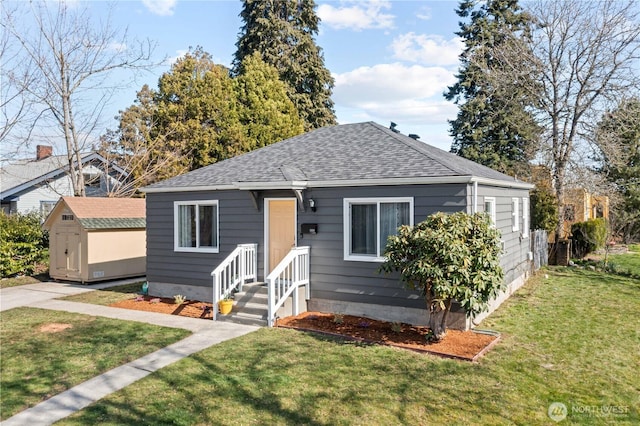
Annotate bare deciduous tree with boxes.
[0,3,35,149]
[2,1,157,196]
[524,0,640,240]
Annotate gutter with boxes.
[141,175,534,194]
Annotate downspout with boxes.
[472,180,478,214]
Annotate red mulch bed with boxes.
[277,312,499,361]
[109,297,499,361]
[110,296,215,319]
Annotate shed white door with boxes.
[55,231,81,277]
[266,199,296,274]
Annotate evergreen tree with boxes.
[233,0,336,130]
[234,52,305,150]
[445,0,540,177]
[155,47,247,170]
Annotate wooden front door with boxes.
[266,199,296,274]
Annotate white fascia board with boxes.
[140,184,236,193]
[470,177,534,190]
[234,181,308,190]
[306,176,473,187]
[140,175,533,193]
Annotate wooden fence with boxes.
[531,229,549,271]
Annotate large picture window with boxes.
[344,197,413,261]
[174,201,219,252]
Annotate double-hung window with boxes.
[512,198,520,232]
[484,197,496,227]
[522,197,530,237]
[344,197,413,262]
[174,201,219,252]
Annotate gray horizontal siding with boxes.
[147,182,531,309]
[298,184,467,309]
[476,185,531,285]
[146,190,265,288]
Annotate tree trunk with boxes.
[427,298,451,342]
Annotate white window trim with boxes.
[512,198,520,232]
[522,197,530,238]
[343,197,414,262]
[174,200,219,253]
[484,197,496,227]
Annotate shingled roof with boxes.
[43,197,146,230]
[142,122,531,193]
[1,152,126,200]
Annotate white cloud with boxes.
[318,0,394,31]
[334,63,456,103]
[142,0,177,17]
[391,33,463,66]
[332,63,458,130]
[416,6,432,21]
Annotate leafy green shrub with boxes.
[380,212,504,341]
[530,186,558,233]
[571,218,608,258]
[0,212,49,277]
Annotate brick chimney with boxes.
[36,145,53,160]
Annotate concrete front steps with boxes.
[216,282,268,327]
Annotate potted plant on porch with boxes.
[218,295,234,315]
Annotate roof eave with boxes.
[140,176,533,194]
[140,184,237,193]
[1,152,125,198]
[470,177,534,190]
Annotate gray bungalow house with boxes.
[142,122,533,328]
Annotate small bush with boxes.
[0,212,49,277]
[571,218,608,258]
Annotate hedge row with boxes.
[0,212,49,277]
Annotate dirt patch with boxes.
[278,312,499,361]
[39,323,73,333]
[108,297,499,361]
[110,296,214,319]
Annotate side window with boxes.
[512,198,519,232]
[522,197,530,237]
[174,201,219,252]
[344,197,413,261]
[484,197,496,227]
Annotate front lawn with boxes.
[0,308,190,420]
[608,247,640,277]
[60,268,639,425]
[60,282,143,305]
[0,272,50,289]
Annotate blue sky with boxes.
[8,0,465,155]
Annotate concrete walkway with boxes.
[0,280,259,426]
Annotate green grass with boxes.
[60,268,640,425]
[60,282,144,305]
[0,308,190,420]
[608,249,640,277]
[0,272,49,289]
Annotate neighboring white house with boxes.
[0,145,127,216]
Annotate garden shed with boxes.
[43,197,146,283]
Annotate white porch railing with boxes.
[211,243,257,321]
[266,246,310,327]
